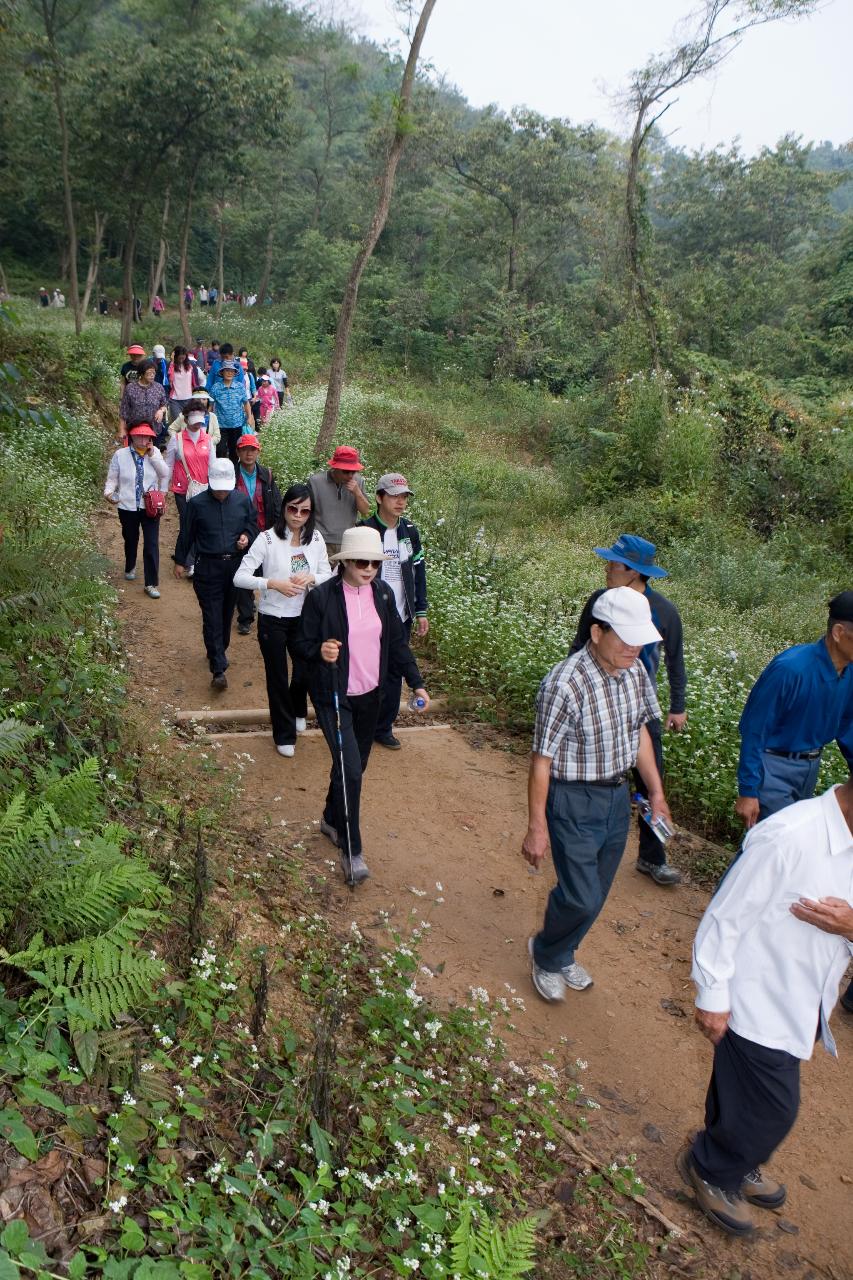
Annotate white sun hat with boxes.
[329,526,391,563]
[591,586,663,646]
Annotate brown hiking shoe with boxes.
[676,1146,754,1238]
[741,1167,786,1209]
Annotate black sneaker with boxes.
[237,622,253,636]
[375,733,402,750]
[636,857,681,886]
[211,672,228,690]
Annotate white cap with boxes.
[329,526,391,563]
[591,586,662,646]
[208,458,236,491]
[152,344,166,359]
[186,411,205,426]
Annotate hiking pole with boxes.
[331,661,356,891]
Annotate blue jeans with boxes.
[532,780,631,972]
[758,751,821,822]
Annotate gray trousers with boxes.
[532,780,630,972]
[758,751,821,822]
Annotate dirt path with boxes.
[102,503,853,1279]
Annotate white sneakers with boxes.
[276,744,295,757]
[528,938,594,1001]
[295,717,307,733]
[124,569,136,580]
[144,586,161,599]
[561,961,594,991]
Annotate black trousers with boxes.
[192,556,240,675]
[173,494,196,570]
[218,428,241,466]
[691,1029,800,1192]
[314,688,381,858]
[118,508,160,586]
[632,716,666,865]
[236,562,263,628]
[257,614,308,745]
[375,615,412,738]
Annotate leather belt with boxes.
[198,552,241,560]
[765,748,822,761]
[560,774,629,788]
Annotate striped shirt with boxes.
[533,644,661,781]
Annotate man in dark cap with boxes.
[570,534,686,887]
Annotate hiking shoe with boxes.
[561,960,594,991]
[676,1146,754,1237]
[237,622,253,636]
[527,938,565,1003]
[636,858,682,886]
[741,1167,786,1209]
[144,585,161,599]
[341,852,370,886]
[319,818,339,847]
[375,733,402,750]
[276,744,295,758]
[295,717,307,733]
[211,672,228,691]
[124,569,136,581]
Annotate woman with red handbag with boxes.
[103,423,169,599]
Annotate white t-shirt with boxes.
[381,524,409,621]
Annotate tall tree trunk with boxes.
[625,112,660,368]
[177,172,198,348]
[215,205,225,322]
[43,4,82,336]
[80,211,106,315]
[149,188,170,308]
[256,224,275,306]
[315,0,438,455]
[120,223,139,346]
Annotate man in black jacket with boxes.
[233,434,283,635]
[174,459,258,689]
[570,534,686,886]
[360,472,429,749]
[293,527,429,885]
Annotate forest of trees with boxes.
[1,0,851,393]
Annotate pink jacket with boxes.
[257,384,279,422]
[169,430,213,494]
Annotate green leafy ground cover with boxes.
[0,309,676,1277]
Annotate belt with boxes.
[765,748,822,761]
[198,552,241,560]
[560,774,629,789]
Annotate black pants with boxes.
[118,508,160,586]
[192,556,240,675]
[219,428,241,466]
[314,687,381,858]
[691,1029,800,1192]
[257,614,307,745]
[632,716,665,865]
[376,615,411,738]
[173,494,196,570]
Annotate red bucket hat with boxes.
[236,433,260,450]
[327,445,363,472]
[127,422,156,437]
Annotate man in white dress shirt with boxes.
[680,774,853,1237]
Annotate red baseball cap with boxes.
[128,422,156,437]
[327,445,363,471]
[237,434,260,450]
[127,344,146,356]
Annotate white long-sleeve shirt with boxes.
[233,529,332,618]
[692,785,853,1060]
[104,446,168,511]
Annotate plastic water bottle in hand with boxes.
[408,694,427,711]
[633,793,674,844]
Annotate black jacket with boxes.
[360,513,428,620]
[236,462,282,531]
[569,585,686,715]
[293,574,423,707]
[174,489,258,563]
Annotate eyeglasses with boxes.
[352,559,382,570]
[286,504,311,516]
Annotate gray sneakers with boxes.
[527,938,565,1002]
[636,858,682,886]
[319,818,339,847]
[561,960,594,991]
[341,852,370,886]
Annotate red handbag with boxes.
[144,488,166,518]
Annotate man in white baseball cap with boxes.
[522,586,673,1001]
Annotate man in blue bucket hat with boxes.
[570,534,686,886]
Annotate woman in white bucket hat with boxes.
[294,526,430,886]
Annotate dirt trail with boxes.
[102,503,853,1279]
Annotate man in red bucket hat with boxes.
[308,445,370,556]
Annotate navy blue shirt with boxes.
[737,637,853,797]
[174,489,257,563]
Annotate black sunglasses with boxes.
[351,559,382,570]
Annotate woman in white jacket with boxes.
[234,483,332,756]
[103,423,169,599]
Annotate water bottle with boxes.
[408,694,427,712]
[633,793,674,845]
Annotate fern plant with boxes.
[450,1203,538,1279]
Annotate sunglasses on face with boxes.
[286,504,311,515]
[352,559,382,570]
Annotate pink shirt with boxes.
[343,581,381,696]
[171,367,194,400]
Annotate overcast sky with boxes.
[314,0,851,156]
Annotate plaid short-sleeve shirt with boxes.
[532,644,661,781]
